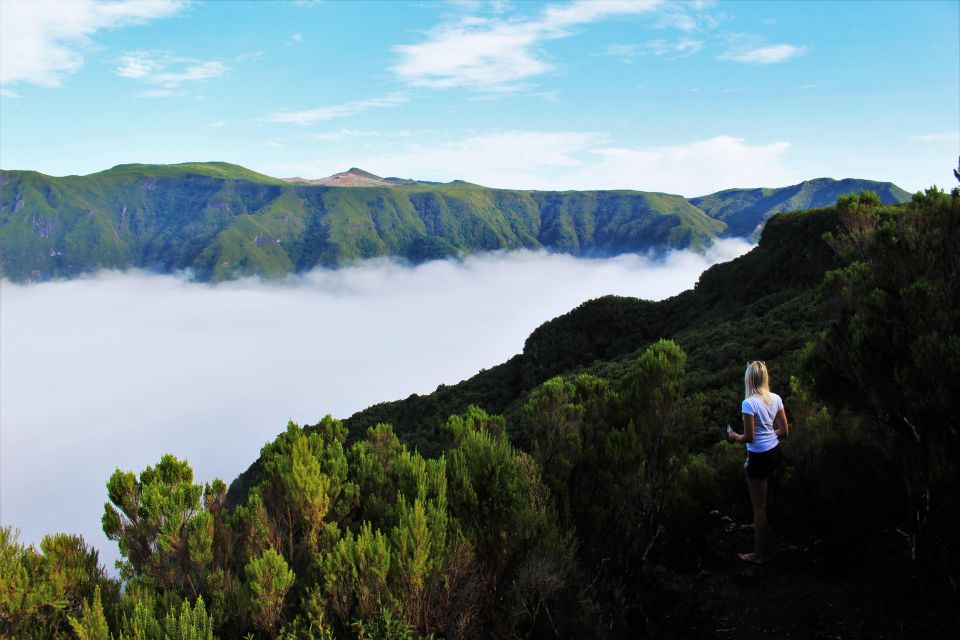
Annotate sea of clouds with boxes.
[0,239,751,570]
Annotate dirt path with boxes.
[644,524,954,639]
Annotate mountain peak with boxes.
[283,167,410,187]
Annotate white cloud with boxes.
[204,120,227,127]
[719,42,806,64]
[116,53,158,79]
[282,130,605,184]
[653,1,726,31]
[581,135,794,195]
[392,0,663,90]
[0,243,753,570]
[116,52,228,88]
[0,0,185,87]
[298,130,795,196]
[268,93,409,125]
[603,38,703,61]
[651,38,703,56]
[235,51,265,62]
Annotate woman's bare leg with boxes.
[743,477,768,563]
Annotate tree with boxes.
[68,586,111,640]
[236,420,357,580]
[0,527,117,639]
[0,527,66,637]
[102,455,215,600]
[621,339,701,559]
[523,373,620,524]
[444,407,566,637]
[245,549,295,637]
[321,522,391,623]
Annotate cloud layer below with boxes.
[0,241,751,569]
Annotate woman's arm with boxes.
[729,413,755,443]
[774,408,789,439]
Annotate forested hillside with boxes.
[3,187,956,640]
[0,163,907,282]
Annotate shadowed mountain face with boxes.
[0,162,909,282]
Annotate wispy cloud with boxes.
[116,51,229,89]
[235,51,265,63]
[392,0,663,91]
[268,93,409,125]
[602,38,703,61]
[718,36,806,64]
[652,1,726,31]
[287,32,302,46]
[0,0,185,88]
[204,120,227,128]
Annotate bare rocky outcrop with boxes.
[32,214,55,238]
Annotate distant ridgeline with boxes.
[0,162,909,282]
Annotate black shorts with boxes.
[744,444,781,480]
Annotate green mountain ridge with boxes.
[691,177,911,239]
[0,162,909,282]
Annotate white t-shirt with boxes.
[741,392,783,453]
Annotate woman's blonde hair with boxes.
[745,361,772,406]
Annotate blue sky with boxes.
[0,0,957,196]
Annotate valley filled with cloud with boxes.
[0,241,750,570]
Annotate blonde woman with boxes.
[727,360,789,564]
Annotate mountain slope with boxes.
[0,163,910,283]
[690,177,910,239]
[0,163,724,282]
